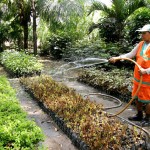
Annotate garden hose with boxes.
[109,57,143,117]
[57,57,143,116]
[84,93,123,110]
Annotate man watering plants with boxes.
[109,24,150,127]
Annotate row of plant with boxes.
[78,68,133,102]
[62,39,133,60]
[49,36,135,71]
[48,36,134,64]
[0,76,43,149]
[20,75,146,150]
[0,50,43,77]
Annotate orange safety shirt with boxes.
[132,41,150,103]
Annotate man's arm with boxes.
[120,44,139,59]
[109,44,139,63]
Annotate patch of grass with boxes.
[0,76,44,149]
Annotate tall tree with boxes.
[7,0,31,50]
[37,0,86,33]
[17,0,31,50]
[32,0,37,56]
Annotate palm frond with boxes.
[127,0,147,15]
[38,0,84,24]
[111,0,126,21]
[88,1,112,16]
[88,22,100,33]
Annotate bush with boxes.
[63,39,119,61]
[0,50,43,77]
[20,75,145,150]
[0,76,43,149]
[124,7,150,44]
[49,34,72,59]
[63,39,133,60]
[98,17,121,42]
[78,68,133,101]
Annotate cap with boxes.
[136,24,150,32]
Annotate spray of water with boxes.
[50,57,108,79]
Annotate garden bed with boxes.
[0,50,43,77]
[20,75,147,150]
[78,68,133,103]
[0,76,43,149]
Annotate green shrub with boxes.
[62,38,133,69]
[20,75,145,150]
[0,50,43,77]
[62,39,110,60]
[0,76,43,149]
[124,7,150,44]
[49,34,72,59]
[97,17,120,43]
[78,68,133,100]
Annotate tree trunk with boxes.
[32,0,37,56]
[23,23,28,50]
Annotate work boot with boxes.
[128,111,143,121]
[139,114,150,127]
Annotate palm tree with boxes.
[88,0,147,42]
[6,0,31,50]
[16,0,31,50]
[37,0,86,32]
[32,0,37,56]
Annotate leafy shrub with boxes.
[20,75,145,150]
[63,39,114,61]
[0,50,43,77]
[98,17,121,42]
[0,76,43,149]
[49,34,72,59]
[78,68,133,101]
[124,7,150,44]
[62,38,134,70]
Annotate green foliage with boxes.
[62,38,133,61]
[21,75,145,150]
[62,38,108,60]
[78,68,133,99]
[0,23,9,51]
[124,7,150,44]
[37,0,92,57]
[39,17,92,58]
[0,76,43,149]
[49,33,72,59]
[0,0,32,50]
[89,0,147,42]
[0,2,15,49]
[0,50,43,77]
[37,19,51,55]
[38,0,85,32]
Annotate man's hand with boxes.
[139,68,147,75]
[109,57,120,63]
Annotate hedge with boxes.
[0,50,43,77]
[0,76,43,149]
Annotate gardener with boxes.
[109,24,150,127]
